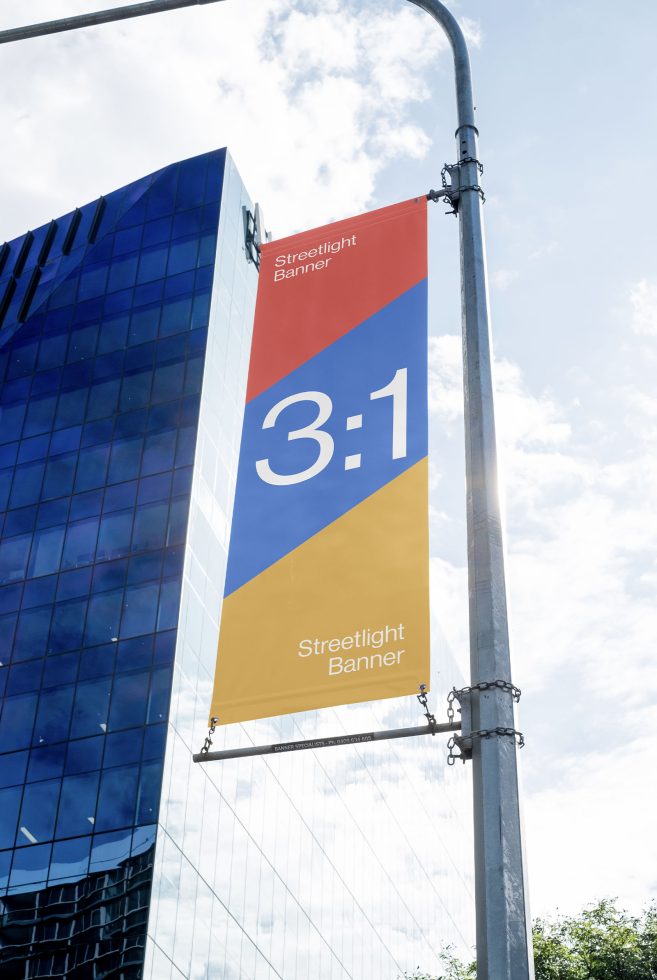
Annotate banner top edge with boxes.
[261,195,426,256]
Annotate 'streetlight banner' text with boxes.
[210,198,430,725]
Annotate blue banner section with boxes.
[224,279,428,596]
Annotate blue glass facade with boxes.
[0,150,226,978]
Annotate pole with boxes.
[0,0,225,45]
[407,2,534,977]
[193,721,461,763]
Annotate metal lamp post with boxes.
[409,3,534,977]
[1,2,534,976]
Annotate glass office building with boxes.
[0,149,474,979]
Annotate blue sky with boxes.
[1,0,656,924]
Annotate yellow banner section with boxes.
[211,459,429,725]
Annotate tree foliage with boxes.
[532,900,657,980]
[402,946,476,980]
[402,900,657,980]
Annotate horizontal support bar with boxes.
[193,721,461,763]
[0,0,225,45]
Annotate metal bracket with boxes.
[426,187,451,203]
[198,717,218,756]
[458,155,484,174]
[446,680,522,765]
[243,202,271,269]
[416,683,438,733]
[429,160,486,217]
[243,207,261,268]
[447,687,473,764]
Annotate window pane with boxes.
[166,498,189,547]
[23,396,57,437]
[167,238,198,276]
[9,461,45,508]
[108,436,143,484]
[0,693,37,752]
[108,671,150,731]
[4,506,37,538]
[0,468,12,510]
[0,786,22,848]
[17,779,61,846]
[70,676,112,739]
[55,389,88,429]
[84,590,122,646]
[0,750,28,789]
[96,510,133,561]
[67,324,98,362]
[34,685,74,743]
[95,765,139,832]
[42,652,79,688]
[27,525,65,578]
[89,828,131,873]
[74,444,109,492]
[62,517,99,569]
[147,667,172,725]
[18,434,50,464]
[48,598,87,653]
[65,735,103,774]
[120,369,153,411]
[120,583,159,639]
[9,842,52,889]
[107,255,138,293]
[104,728,143,768]
[160,296,192,337]
[151,363,184,404]
[86,379,120,420]
[136,760,163,825]
[69,490,102,522]
[0,404,26,444]
[103,479,137,512]
[7,661,44,695]
[174,426,196,468]
[157,579,181,631]
[42,452,77,500]
[141,430,176,476]
[97,313,129,354]
[137,244,168,284]
[49,834,91,883]
[27,743,66,782]
[55,772,100,838]
[23,575,57,609]
[0,533,32,584]
[13,606,52,662]
[132,501,168,552]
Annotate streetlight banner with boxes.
[210,198,429,725]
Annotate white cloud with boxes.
[459,16,483,49]
[495,359,571,450]
[525,735,657,916]
[428,334,462,421]
[0,0,447,240]
[427,310,657,917]
[490,268,519,291]
[629,279,657,336]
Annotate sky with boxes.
[1,0,656,929]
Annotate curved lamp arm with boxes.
[407,0,476,132]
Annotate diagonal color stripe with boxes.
[247,197,427,401]
[224,279,428,596]
[212,459,430,725]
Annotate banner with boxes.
[210,198,429,725]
